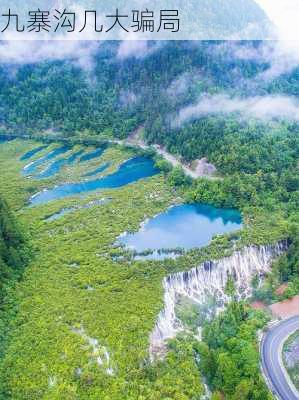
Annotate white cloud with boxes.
[116,40,163,60]
[247,1,299,79]
[119,89,139,106]
[222,40,299,81]
[0,40,100,70]
[258,41,299,80]
[166,71,198,97]
[0,6,103,70]
[256,0,299,40]
[117,40,149,60]
[174,93,299,126]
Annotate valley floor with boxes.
[0,139,204,399]
[0,138,291,400]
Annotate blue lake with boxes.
[119,204,242,254]
[84,162,110,177]
[36,149,84,179]
[20,145,48,161]
[0,136,11,144]
[67,149,85,164]
[22,146,70,176]
[30,157,159,205]
[80,148,105,162]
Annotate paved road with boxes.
[261,315,299,400]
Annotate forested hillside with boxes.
[197,302,272,400]
[0,41,298,172]
[0,198,27,306]
[0,40,297,283]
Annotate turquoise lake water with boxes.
[30,157,159,205]
[15,141,244,257]
[119,203,242,254]
[22,146,70,176]
[46,198,109,221]
[22,146,106,179]
[0,136,11,144]
[84,162,110,177]
[79,148,105,162]
[20,145,48,161]
[36,149,85,179]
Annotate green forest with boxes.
[0,198,28,307]
[0,40,298,399]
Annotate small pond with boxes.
[119,203,242,257]
[46,198,110,221]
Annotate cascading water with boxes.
[150,241,288,358]
[71,326,115,376]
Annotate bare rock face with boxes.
[194,158,217,177]
[150,241,288,359]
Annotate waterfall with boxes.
[71,326,115,375]
[150,241,288,358]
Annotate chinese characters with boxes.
[1,8,180,34]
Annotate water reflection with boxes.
[119,204,242,256]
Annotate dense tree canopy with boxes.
[196,302,272,399]
[0,197,27,307]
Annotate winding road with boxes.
[261,316,299,400]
